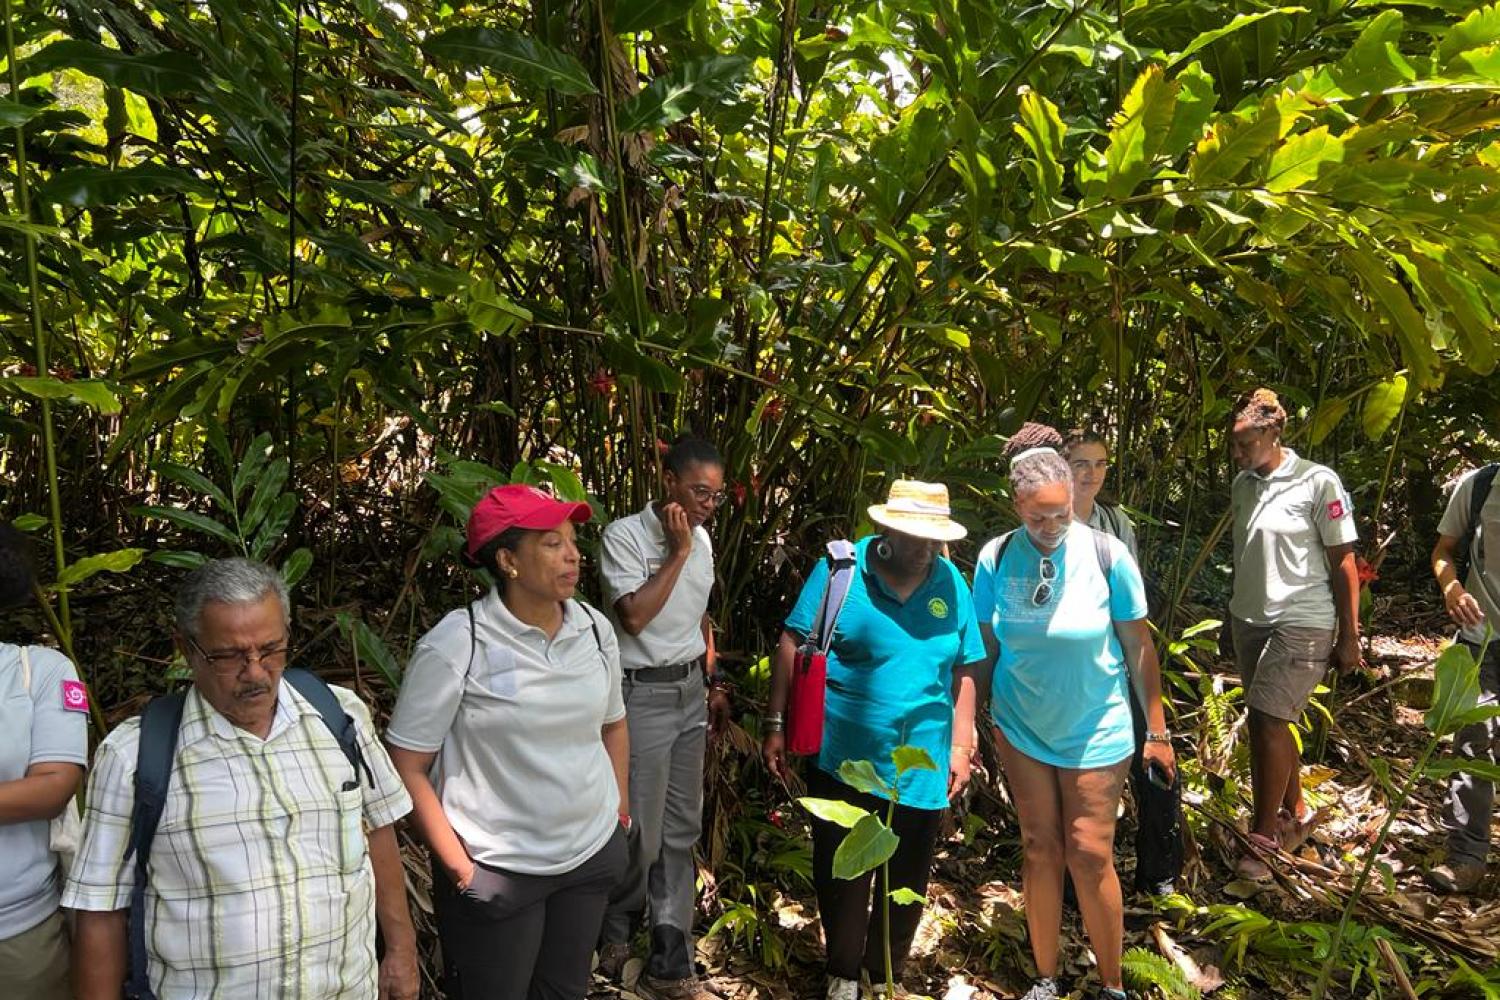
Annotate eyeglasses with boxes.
[687,484,729,507]
[185,634,292,674]
[1033,556,1057,606]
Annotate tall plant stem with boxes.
[5,1,71,638]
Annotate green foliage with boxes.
[1122,945,1200,1000]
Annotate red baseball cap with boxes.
[463,484,592,565]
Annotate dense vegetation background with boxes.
[4,0,1500,995]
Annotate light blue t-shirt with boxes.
[785,537,987,810]
[973,522,1148,769]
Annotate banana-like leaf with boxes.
[831,814,900,879]
[1101,65,1178,200]
[799,796,870,829]
[423,27,597,96]
[54,549,147,590]
[1426,642,1481,737]
[614,0,697,34]
[616,56,750,133]
[37,164,210,207]
[1361,375,1407,440]
[22,40,209,97]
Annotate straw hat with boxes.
[867,480,968,542]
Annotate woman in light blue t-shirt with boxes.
[973,426,1175,1000]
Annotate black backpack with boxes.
[124,668,372,1000]
[1455,463,1500,586]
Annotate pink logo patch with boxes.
[61,680,89,713]
[1326,499,1346,520]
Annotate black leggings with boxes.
[1128,692,1184,890]
[807,768,945,982]
[433,825,628,1000]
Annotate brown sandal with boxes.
[1277,806,1328,853]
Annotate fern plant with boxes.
[1122,946,1200,1000]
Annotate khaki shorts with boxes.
[1232,620,1336,722]
[0,908,71,1000]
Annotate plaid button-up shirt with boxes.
[62,680,412,999]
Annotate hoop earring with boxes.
[875,538,893,561]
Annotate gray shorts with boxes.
[1232,620,1336,722]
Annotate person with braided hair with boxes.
[1227,389,1362,881]
[973,424,1174,1000]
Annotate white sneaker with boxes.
[826,977,859,1000]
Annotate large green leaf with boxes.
[339,613,403,688]
[23,41,209,97]
[158,462,231,512]
[37,165,210,207]
[1264,126,1345,193]
[54,549,147,590]
[799,796,871,829]
[423,28,597,96]
[0,100,44,128]
[1436,3,1500,71]
[831,814,900,879]
[892,745,937,777]
[1014,90,1067,220]
[1361,375,1407,440]
[837,759,892,797]
[1343,247,1439,389]
[1426,642,1481,736]
[3,376,122,414]
[616,56,750,133]
[134,505,240,546]
[1101,64,1178,200]
[614,0,697,34]
[1168,8,1309,68]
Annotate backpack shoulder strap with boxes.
[1469,463,1499,536]
[127,690,188,1000]
[993,530,1018,567]
[811,540,857,654]
[1093,528,1114,583]
[283,668,373,788]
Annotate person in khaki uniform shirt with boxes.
[1227,390,1361,881]
[1428,463,1500,893]
[597,435,731,1000]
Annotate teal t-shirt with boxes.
[785,537,986,810]
[973,522,1147,769]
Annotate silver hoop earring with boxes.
[875,538,893,561]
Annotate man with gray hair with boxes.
[63,558,419,1000]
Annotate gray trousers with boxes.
[601,670,707,979]
[1444,640,1500,865]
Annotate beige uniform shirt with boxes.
[1437,466,1500,645]
[1229,449,1358,628]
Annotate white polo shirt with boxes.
[0,644,87,942]
[1229,449,1359,628]
[599,502,714,672]
[1437,466,1500,645]
[387,593,625,875]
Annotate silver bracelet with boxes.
[764,713,785,733]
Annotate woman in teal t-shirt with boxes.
[762,480,986,1000]
[973,426,1175,1000]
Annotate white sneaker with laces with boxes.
[826,976,859,1000]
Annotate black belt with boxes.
[629,659,703,683]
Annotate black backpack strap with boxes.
[993,529,1017,566]
[126,691,187,1000]
[282,668,373,788]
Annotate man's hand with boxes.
[947,746,974,801]
[761,731,789,784]
[1331,634,1364,674]
[1444,583,1487,629]
[378,945,420,1000]
[661,502,694,556]
[707,687,732,740]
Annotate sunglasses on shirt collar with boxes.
[1033,556,1057,607]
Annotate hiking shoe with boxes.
[1019,978,1060,1000]
[826,977,860,1000]
[1425,860,1486,894]
[638,976,721,1000]
[1137,876,1177,898]
[595,942,633,981]
[1093,989,1134,1000]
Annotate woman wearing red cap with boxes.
[386,484,630,1000]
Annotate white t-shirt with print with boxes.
[1229,449,1359,628]
[387,593,625,875]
